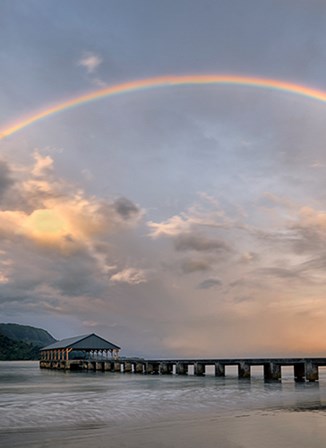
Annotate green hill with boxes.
[0,323,55,346]
[0,323,56,360]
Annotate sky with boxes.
[1,0,326,358]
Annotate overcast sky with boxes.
[1,0,326,357]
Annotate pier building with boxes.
[39,333,120,369]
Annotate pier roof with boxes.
[40,333,120,351]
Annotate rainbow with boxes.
[1,74,326,140]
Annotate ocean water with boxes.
[1,361,326,447]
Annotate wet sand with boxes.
[2,410,326,448]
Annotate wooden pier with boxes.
[39,357,326,382]
[39,334,326,382]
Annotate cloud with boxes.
[197,278,222,289]
[298,254,326,272]
[113,197,142,220]
[0,160,14,198]
[0,154,142,250]
[283,206,326,254]
[238,251,259,264]
[174,233,231,252]
[148,214,192,238]
[31,151,54,177]
[78,52,103,74]
[50,250,112,297]
[0,153,146,303]
[255,266,302,280]
[294,206,326,234]
[147,194,234,239]
[258,192,295,209]
[110,268,148,285]
[0,197,114,250]
[147,197,235,280]
[310,161,326,169]
[180,258,212,274]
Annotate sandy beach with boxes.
[2,410,326,448]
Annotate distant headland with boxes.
[0,323,56,360]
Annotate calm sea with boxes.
[1,361,326,447]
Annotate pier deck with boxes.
[39,357,326,382]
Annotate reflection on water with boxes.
[0,361,326,431]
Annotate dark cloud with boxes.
[174,233,231,253]
[180,258,212,274]
[0,161,14,198]
[197,278,222,289]
[113,197,141,220]
[0,242,108,304]
[52,252,109,297]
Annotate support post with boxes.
[135,362,144,374]
[104,361,113,371]
[238,362,251,379]
[145,362,159,374]
[264,363,281,381]
[96,362,103,371]
[294,363,305,382]
[176,363,188,375]
[123,362,132,373]
[66,348,72,361]
[114,362,121,372]
[194,363,205,376]
[215,362,225,377]
[305,361,319,382]
[160,363,173,374]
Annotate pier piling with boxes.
[238,362,251,379]
[123,361,132,373]
[305,361,319,382]
[264,362,281,381]
[145,362,160,375]
[104,362,112,371]
[160,363,173,374]
[194,362,205,376]
[215,362,225,377]
[176,363,188,375]
[39,357,325,382]
[135,362,144,374]
[294,363,305,382]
